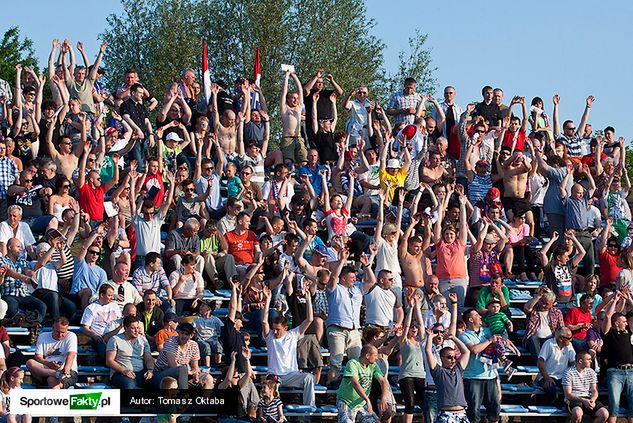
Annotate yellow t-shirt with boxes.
[379,168,407,202]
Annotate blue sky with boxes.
[4,0,633,141]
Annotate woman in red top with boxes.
[428,186,468,311]
[597,218,622,288]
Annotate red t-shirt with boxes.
[79,183,106,221]
[581,152,607,169]
[564,306,592,339]
[502,129,527,152]
[144,171,165,207]
[598,250,622,287]
[225,230,257,265]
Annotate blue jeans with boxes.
[32,289,76,321]
[4,295,46,319]
[607,368,633,417]
[423,388,438,423]
[464,378,500,423]
[111,370,151,389]
[152,366,183,389]
[129,140,148,172]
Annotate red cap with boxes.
[402,124,417,140]
[487,187,501,202]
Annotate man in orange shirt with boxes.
[224,212,261,276]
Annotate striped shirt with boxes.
[131,266,170,296]
[556,134,583,158]
[0,157,19,199]
[468,174,492,205]
[155,337,200,372]
[562,366,596,398]
[258,397,283,421]
[52,244,74,281]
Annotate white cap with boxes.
[36,243,51,254]
[386,158,401,169]
[165,132,183,142]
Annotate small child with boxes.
[481,299,519,373]
[224,162,244,199]
[257,379,285,423]
[0,367,28,422]
[155,313,179,352]
[193,300,225,366]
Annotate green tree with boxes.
[377,30,437,106]
[101,0,200,98]
[0,26,39,89]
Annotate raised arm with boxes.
[297,285,314,335]
[552,95,561,138]
[261,285,272,338]
[290,72,304,107]
[280,70,290,112]
[539,231,559,268]
[577,96,594,137]
[568,232,586,268]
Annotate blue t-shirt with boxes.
[298,164,328,196]
[543,167,567,215]
[459,328,497,380]
[71,259,107,295]
[226,176,242,199]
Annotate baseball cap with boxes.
[105,127,118,137]
[164,312,179,323]
[487,298,501,306]
[165,132,183,142]
[314,245,329,256]
[476,159,489,167]
[386,159,401,169]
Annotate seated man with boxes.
[81,284,121,363]
[94,261,142,310]
[537,327,576,394]
[562,349,608,423]
[131,251,175,310]
[523,287,564,359]
[26,317,78,389]
[164,217,204,274]
[152,322,213,389]
[0,238,46,320]
[136,290,164,347]
[106,316,155,389]
[262,284,315,406]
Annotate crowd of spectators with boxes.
[0,37,631,423]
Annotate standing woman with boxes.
[398,294,428,423]
[430,186,468,311]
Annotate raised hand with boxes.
[99,41,107,53]
[586,95,595,107]
[553,95,560,105]
[52,39,59,49]
[76,41,84,52]
[466,103,475,113]
[325,74,333,83]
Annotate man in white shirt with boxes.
[0,205,35,259]
[363,269,403,330]
[26,316,78,389]
[262,283,315,406]
[538,327,576,394]
[92,261,142,310]
[81,284,121,363]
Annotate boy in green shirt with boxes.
[336,344,391,423]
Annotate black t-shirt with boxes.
[305,89,335,123]
[313,131,338,163]
[217,91,234,115]
[221,317,246,372]
[287,290,316,334]
[475,102,502,126]
[603,328,633,368]
[9,186,44,219]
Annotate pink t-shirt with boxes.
[508,223,529,244]
[325,208,349,240]
[436,238,467,280]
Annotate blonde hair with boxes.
[160,376,178,389]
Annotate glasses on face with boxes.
[63,185,70,189]
[443,355,456,360]
[203,167,213,171]
[23,179,33,183]
[561,335,573,341]
[62,142,72,146]
[88,158,96,163]
[608,244,619,249]
[565,127,576,131]
[241,171,252,176]
[434,329,445,334]
[185,188,195,192]
[357,91,367,95]
[88,250,100,255]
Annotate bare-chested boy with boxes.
[280,70,307,165]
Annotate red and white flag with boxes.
[252,48,261,110]
[202,41,211,104]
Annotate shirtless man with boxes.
[45,111,86,179]
[211,83,246,159]
[280,70,307,165]
[420,149,448,184]
[398,214,431,310]
[497,149,533,234]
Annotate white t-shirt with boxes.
[169,271,204,299]
[34,262,59,292]
[266,327,302,376]
[538,338,576,381]
[359,164,380,196]
[374,238,401,279]
[0,222,35,259]
[36,331,78,371]
[133,211,165,257]
[364,285,401,327]
[423,310,451,330]
[534,310,554,339]
[81,302,122,336]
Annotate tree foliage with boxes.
[0,26,39,88]
[101,0,435,123]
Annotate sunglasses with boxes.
[242,171,252,176]
[62,185,70,188]
[443,355,456,360]
[88,158,96,162]
[24,179,33,183]
[185,188,195,192]
[561,336,573,341]
[565,127,576,131]
[88,250,100,255]
[433,329,445,334]
[203,167,213,171]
